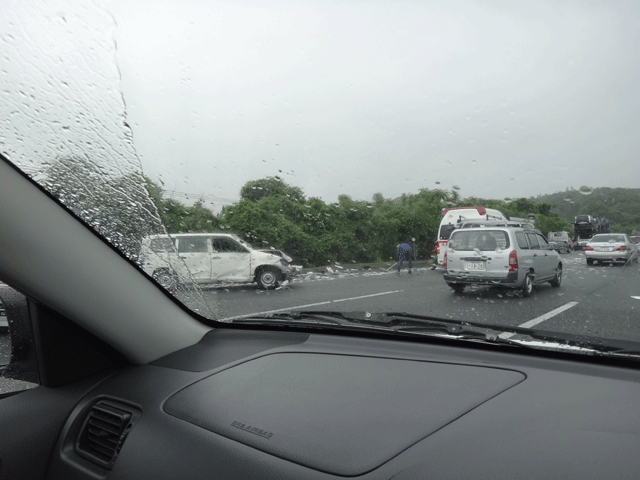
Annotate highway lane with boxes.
[1,251,639,367]
[202,251,640,341]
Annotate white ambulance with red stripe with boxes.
[434,206,506,267]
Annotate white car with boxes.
[585,234,639,265]
[139,233,296,289]
[547,231,572,254]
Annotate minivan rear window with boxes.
[448,230,509,251]
[526,233,540,249]
[515,231,528,249]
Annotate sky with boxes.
[3,0,640,211]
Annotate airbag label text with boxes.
[231,421,273,439]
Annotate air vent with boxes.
[76,401,139,470]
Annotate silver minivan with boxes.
[140,233,297,289]
[443,226,562,297]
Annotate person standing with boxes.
[396,241,414,274]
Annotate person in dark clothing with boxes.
[396,241,414,274]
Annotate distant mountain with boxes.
[533,187,640,231]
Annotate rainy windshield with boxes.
[2,0,640,352]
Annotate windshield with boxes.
[2,0,640,356]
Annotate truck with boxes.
[574,215,598,249]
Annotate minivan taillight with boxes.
[508,250,518,272]
[616,245,627,251]
[443,250,448,269]
[585,246,594,251]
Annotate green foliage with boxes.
[221,180,465,266]
[240,176,305,203]
[144,179,220,233]
[533,214,573,237]
[62,165,639,268]
[533,187,640,234]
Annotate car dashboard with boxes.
[24,327,640,480]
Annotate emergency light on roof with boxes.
[441,206,486,217]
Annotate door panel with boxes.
[177,237,211,281]
[211,238,252,282]
[536,234,555,279]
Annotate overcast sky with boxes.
[4,1,639,209]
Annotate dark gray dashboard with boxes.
[47,329,640,479]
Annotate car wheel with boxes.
[522,273,533,297]
[153,269,178,292]
[550,265,562,288]
[257,266,280,289]
[586,258,593,266]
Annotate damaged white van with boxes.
[139,233,297,289]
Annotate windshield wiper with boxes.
[229,311,535,349]
[230,310,640,359]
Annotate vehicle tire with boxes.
[153,269,178,292]
[448,283,465,294]
[257,266,280,289]
[586,258,593,266]
[522,273,533,297]
[550,265,562,288]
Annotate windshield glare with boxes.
[2,0,640,356]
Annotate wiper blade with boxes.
[231,310,640,358]
[230,311,520,345]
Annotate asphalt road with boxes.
[201,250,640,343]
[1,250,640,375]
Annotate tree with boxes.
[240,176,305,203]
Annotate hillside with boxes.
[533,187,640,233]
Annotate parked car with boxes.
[443,226,562,297]
[547,231,572,253]
[139,233,297,289]
[584,234,639,265]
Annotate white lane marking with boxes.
[499,301,579,339]
[220,290,404,321]
[632,296,640,300]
